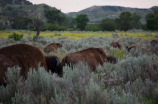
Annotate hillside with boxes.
[0,0,32,5]
[67,5,158,24]
[0,0,74,29]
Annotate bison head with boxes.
[45,56,63,77]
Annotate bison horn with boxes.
[56,58,59,66]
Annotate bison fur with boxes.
[43,43,62,53]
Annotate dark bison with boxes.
[110,42,121,49]
[61,48,117,71]
[150,40,158,46]
[107,56,118,64]
[45,56,63,77]
[43,43,62,53]
[0,44,63,86]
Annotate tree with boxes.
[11,17,29,29]
[45,9,65,25]
[115,11,141,31]
[146,18,158,30]
[75,14,89,30]
[146,9,158,30]
[115,11,133,31]
[12,12,41,41]
[146,9,158,20]
[99,18,116,31]
[132,12,141,29]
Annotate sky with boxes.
[28,0,158,13]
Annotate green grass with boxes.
[109,48,124,60]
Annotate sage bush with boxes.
[1,32,158,104]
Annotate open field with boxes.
[0,30,157,40]
[0,30,158,104]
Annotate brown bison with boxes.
[0,44,63,86]
[43,43,62,53]
[126,45,137,52]
[110,42,121,49]
[61,48,117,71]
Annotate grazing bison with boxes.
[0,44,63,86]
[43,43,62,53]
[126,45,137,52]
[150,40,158,46]
[107,56,118,64]
[110,42,121,49]
[126,45,149,53]
[61,48,117,71]
[45,56,63,77]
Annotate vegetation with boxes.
[0,1,158,103]
[75,14,89,30]
[146,9,158,31]
[115,11,141,31]
[85,24,101,31]
[8,32,23,41]
[67,5,153,24]
[0,32,158,103]
[100,18,116,31]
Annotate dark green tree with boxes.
[115,11,133,31]
[75,14,89,30]
[146,9,158,20]
[146,18,158,30]
[45,9,65,25]
[11,17,29,29]
[132,12,141,29]
[146,9,158,30]
[99,18,116,31]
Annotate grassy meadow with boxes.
[0,30,158,104]
[0,29,157,40]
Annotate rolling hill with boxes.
[67,5,158,24]
[0,0,75,29]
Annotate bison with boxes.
[0,44,63,86]
[43,43,62,53]
[126,45,137,52]
[110,42,121,49]
[61,48,117,71]
[107,56,118,64]
[45,56,63,77]
[150,40,158,47]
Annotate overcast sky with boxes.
[28,0,158,13]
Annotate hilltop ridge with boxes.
[67,5,158,24]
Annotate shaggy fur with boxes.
[0,44,62,86]
[43,43,62,53]
[61,48,108,71]
[45,56,63,77]
[0,54,15,86]
[110,42,121,49]
[107,56,118,64]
